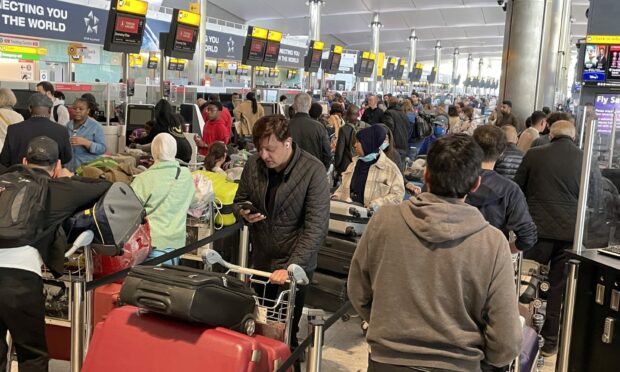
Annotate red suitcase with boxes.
[215,327,292,372]
[93,283,122,324]
[83,306,258,372]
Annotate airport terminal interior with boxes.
[1,0,620,371]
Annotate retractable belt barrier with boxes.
[276,301,352,372]
[84,222,243,292]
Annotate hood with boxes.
[465,170,500,208]
[400,192,489,243]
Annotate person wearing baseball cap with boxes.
[0,93,72,168]
[417,115,449,156]
[0,136,110,371]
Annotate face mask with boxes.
[434,127,446,136]
[359,152,379,162]
[379,141,389,151]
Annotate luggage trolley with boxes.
[203,249,309,347]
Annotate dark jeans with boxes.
[0,268,48,372]
[523,238,571,346]
[367,355,451,372]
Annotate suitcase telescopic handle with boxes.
[202,249,309,285]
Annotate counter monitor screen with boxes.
[174,25,198,53]
[261,103,275,115]
[113,14,144,45]
[127,106,154,127]
[330,53,342,73]
[263,41,280,65]
[607,45,620,80]
[248,38,267,62]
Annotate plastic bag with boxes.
[188,173,214,218]
[93,222,152,280]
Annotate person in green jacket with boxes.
[131,133,194,260]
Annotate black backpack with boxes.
[0,165,49,247]
[415,115,433,139]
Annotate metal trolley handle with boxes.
[202,249,310,285]
[64,230,95,258]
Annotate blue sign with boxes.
[0,0,108,44]
[142,18,170,52]
[583,71,606,82]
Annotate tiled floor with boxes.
[12,314,557,372]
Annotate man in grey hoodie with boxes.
[348,134,522,372]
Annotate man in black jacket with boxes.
[361,94,385,125]
[468,125,537,253]
[0,136,111,372]
[514,121,601,356]
[235,115,330,354]
[494,125,524,180]
[0,93,72,168]
[288,92,332,170]
[383,97,412,168]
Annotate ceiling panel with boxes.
[481,7,507,23]
[441,8,486,25]
[432,27,468,39]
[207,0,280,20]
[322,0,370,15]
[399,9,446,27]
[412,0,463,8]
[362,0,414,12]
[465,25,500,37]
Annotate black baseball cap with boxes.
[26,136,59,165]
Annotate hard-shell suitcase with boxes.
[328,200,372,237]
[317,234,358,275]
[216,327,292,372]
[82,306,258,372]
[94,283,122,325]
[120,265,256,333]
[305,271,348,313]
[518,324,540,372]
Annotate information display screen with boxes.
[113,14,144,45]
[168,59,178,70]
[174,25,198,53]
[606,45,620,80]
[248,39,267,62]
[360,59,369,74]
[147,57,158,69]
[583,44,609,82]
[330,52,341,72]
[264,41,280,65]
[176,61,185,71]
[310,49,322,69]
[366,60,375,76]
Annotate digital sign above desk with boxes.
[113,15,144,46]
[165,9,200,59]
[310,49,322,69]
[247,39,266,65]
[174,25,198,52]
[329,53,341,74]
[263,41,280,67]
[583,44,620,86]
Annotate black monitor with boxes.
[180,103,204,135]
[127,104,154,130]
[261,103,276,116]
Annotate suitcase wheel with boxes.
[242,315,256,336]
[341,313,351,322]
[540,281,550,292]
[344,227,357,237]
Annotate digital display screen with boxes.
[366,60,375,75]
[176,61,185,71]
[385,62,395,78]
[310,49,322,69]
[264,41,280,65]
[287,70,295,79]
[147,58,157,69]
[330,53,341,72]
[113,14,144,45]
[607,45,620,80]
[174,25,198,53]
[583,44,609,82]
[594,94,620,134]
[248,38,267,62]
[168,60,178,70]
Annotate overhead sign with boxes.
[0,0,108,44]
[278,44,305,69]
[205,30,245,60]
[0,36,39,47]
[586,35,620,45]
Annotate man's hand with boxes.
[239,209,266,224]
[70,136,91,148]
[406,182,421,195]
[269,269,289,285]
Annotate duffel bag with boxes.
[194,170,238,227]
[120,265,256,334]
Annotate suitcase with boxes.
[216,327,292,372]
[82,306,258,372]
[94,283,122,325]
[305,271,348,313]
[518,324,540,372]
[93,222,152,280]
[120,265,256,333]
[317,234,358,275]
[328,200,372,237]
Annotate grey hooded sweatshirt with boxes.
[348,192,522,371]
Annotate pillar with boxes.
[499,0,548,128]
[187,0,207,86]
[369,13,382,92]
[306,0,323,92]
[408,29,417,93]
[433,41,442,80]
[452,48,460,94]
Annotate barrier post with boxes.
[556,259,580,372]
[5,333,12,372]
[70,280,85,372]
[306,318,324,372]
[238,225,250,280]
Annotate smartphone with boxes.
[236,201,263,215]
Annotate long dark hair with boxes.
[246,92,258,114]
[154,99,176,130]
[205,141,227,170]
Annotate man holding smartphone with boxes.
[235,114,330,354]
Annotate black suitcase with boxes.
[305,271,348,313]
[317,234,358,275]
[120,265,257,334]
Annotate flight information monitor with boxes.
[164,9,200,59]
[305,40,324,73]
[262,30,283,68]
[322,45,343,74]
[104,0,148,53]
[384,57,397,79]
[147,56,158,69]
[168,58,178,71]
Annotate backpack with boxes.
[52,105,60,122]
[64,182,146,256]
[0,165,49,247]
[415,115,433,139]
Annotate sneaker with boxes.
[541,342,558,357]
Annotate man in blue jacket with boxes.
[467,125,538,252]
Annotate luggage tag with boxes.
[255,306,268,324]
